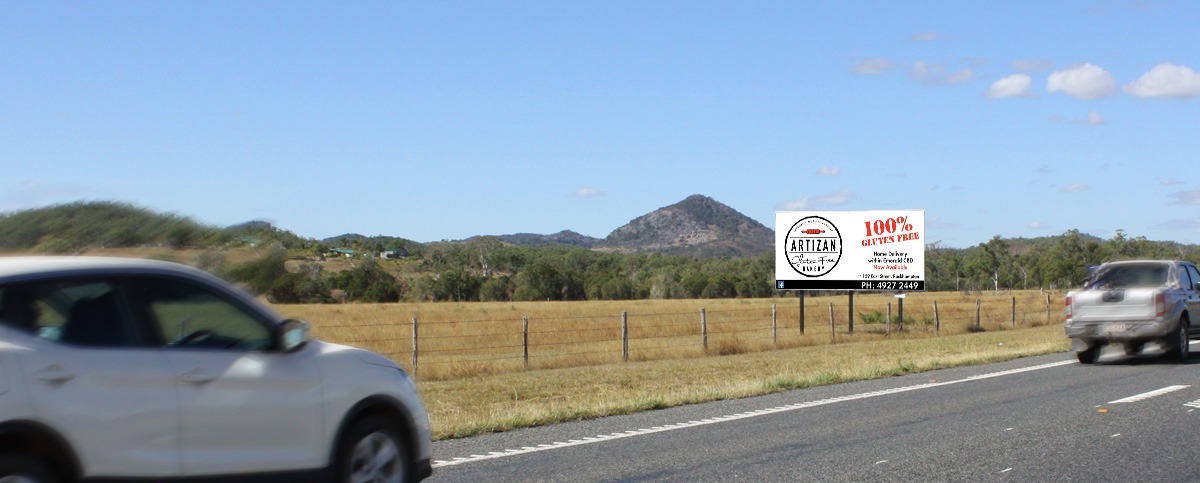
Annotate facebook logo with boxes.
[777,281,785,289]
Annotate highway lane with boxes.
[428,343,1200,481]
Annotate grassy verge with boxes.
[421,324,1069,440]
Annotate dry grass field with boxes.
[271,290,1073,439]
[277,290,1064,380]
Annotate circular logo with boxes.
[784,216,842,277]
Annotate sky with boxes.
[2,1,1199,248]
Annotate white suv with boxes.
[0,257,432,482]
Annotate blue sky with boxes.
[3,1,1198,248]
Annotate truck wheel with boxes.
[0,454,56,483]
[1077,344,1100,364]
[1172,316,1190,363]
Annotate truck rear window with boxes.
[1089,264,1168,289]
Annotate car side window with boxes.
[129,278,272,351]
[1187,266,1200,291]
[1,280,145,347]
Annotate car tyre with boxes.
[0,454,56,483]
[1076,344,1100,364]
[338,415,410,483]
[1171,316,1190,363]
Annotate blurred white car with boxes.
[0,257,432,482]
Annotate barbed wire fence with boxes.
[313,294,1062,381]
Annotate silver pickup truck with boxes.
[1065,260,1200,364]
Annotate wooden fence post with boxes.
[772,304,778,346]
[700,308,708,352]
[898,295,904,332]
[523,314,529,368]
[976,298,982,330]
[622,311,629,362]
[1045,294,1051,324]
[933,300,940,335]
[887,302,892,335]
[411,316,419,378]
[828,302,835,343]
[1011,297,1017,328]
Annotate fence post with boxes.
[622,311,629,362]
[848,292,854,335]
[1011,297,1017,328]
[976,298,982,330]
[800,292,806,334]
[772,303,778,346]
[887,302,892,335]
[898,295,904,332]
[523,314,529,369]
[1045,293,1051,324]
[411,316,419,378]
[933,300,940,335]
[700,308,708,352]
[828,302,835,343]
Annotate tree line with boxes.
[228,229,1198,304]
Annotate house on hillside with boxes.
[380,248,408,259]
[328,248,358,258]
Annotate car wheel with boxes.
[1173,316,1190,363]
[1123,342,1144,356]
[338,415,410,483]
[0,455,55,483]
[1076,344,1100,364]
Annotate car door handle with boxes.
[179,369,217,384]
[34,366,76,384]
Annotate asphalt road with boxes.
[428,343,1200,482]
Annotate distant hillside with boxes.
[601,195,773,257]
[0,201,219,253]
[492,230,602,248]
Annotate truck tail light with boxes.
[1065,295,1072,318]
[1156,292,1166,318]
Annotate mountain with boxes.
[492,230,603,248]
[600,195,773,257]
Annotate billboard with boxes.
[775,210,925,291]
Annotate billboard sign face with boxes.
[775,210,925,291]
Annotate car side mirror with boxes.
[277,319,310,352]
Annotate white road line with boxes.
[432,359,1075,469]
[1182,399,1200,409]
[1108,385,1190,404]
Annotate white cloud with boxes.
[1047,64,1117,99]
[946,68,974,84]
[778,190,856,210]
[1123,63,1200,99]
[910,31,940,42]
[911,61,973,85]
[1011,59,1054,72]
[1169,189,1200,205]
[573,188,604,198]
[1029,221,1048,229]
[986,74,1035,99]
[1160,179,1183,186]
[1060,183,1092,193]
[852,58,899,75]
[817,166,840,176]
[1083,111,1106,125]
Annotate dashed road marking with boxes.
[1108,385,1190,404]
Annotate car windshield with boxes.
[1088,264,1169,289]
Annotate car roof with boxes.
[0,254,219,284]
